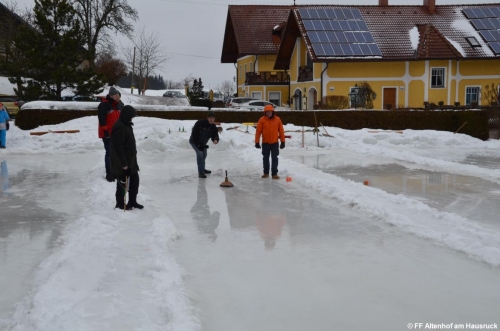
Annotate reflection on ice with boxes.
[1,160,9,196]
[191,179,220,241]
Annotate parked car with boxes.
[163,90,187,98]
[235,100,283,111]
[226,97,257,108]
[0,95,20,116]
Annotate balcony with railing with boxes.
[245,71,290,85]
[297,66,313,82]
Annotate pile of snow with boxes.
[0,76,16,95]
[409,26,420,50]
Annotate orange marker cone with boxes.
[363,180,369,186]
[286,176,292,182]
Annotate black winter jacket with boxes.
[110,109,139,177]
[189,119,219,147]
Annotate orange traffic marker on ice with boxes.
[363,180,370,186]
[286,176,292,182]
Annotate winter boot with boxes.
[272,175,280,180]
[115,200,127,210]
[127,201,144,210]
[262,174,269,178]
[199,173,207,178]
[203,169,212,174]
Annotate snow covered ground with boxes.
[1,115,500,330]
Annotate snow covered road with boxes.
[1,117,499,330]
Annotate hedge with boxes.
[16,108,489,140]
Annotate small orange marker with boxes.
[363,180,370,185]
[286,176,292,182]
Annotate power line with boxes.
[167,52,219,59]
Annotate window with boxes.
[244,64,247,79]
[269,92,281,106]
[251,92,262,99]
[306,54,313,69]
[431,68,445,88]
[466,86,480,106]
[465,36,481,47]
[239,66,242,81]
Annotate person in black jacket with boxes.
[110,105,143,210]
[189,111,220,178]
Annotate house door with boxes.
[383,88,397,110]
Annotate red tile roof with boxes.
[223,4,500,65]
[221,5,290,63]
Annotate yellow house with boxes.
[221,5,292,107]
[223,1,500,110]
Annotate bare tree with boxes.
[71,0,138,65]
[96,53,127,85]
[216,80,236,99]
[181,74,195,88]
[122,27,171,94]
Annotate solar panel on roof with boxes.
[343,9,354,20]
[362,32,375,43]
[322,20,333,30]
[323,44,335,56]
[299,7,382,58]
[351,9,363,20]
[489,41,500,54]
[472,8,487,18]
[340,44,353,56]
[303,20,315,30]
[490,30,500,41]
[344,32,356,43]
[308,31,320,43]
[480,30,495,42]
[351,44,363,56]
[326,31,337,42]
[339,20,350,30]
[335,32,347,43]
[463,8,477,19]
[332,43,343,55]
[317,31,329,42]
[312,21,324,30]
[368,44,382,56]
[491,7,500,17]
[471,19,487,30]
[482,8,495,18]
[354,32,365,43]
[333,9,345,20]
[480,18,495,30]
[348,21,359,31]
[313,44,326,56]
[308,9,320,19]
[298,8,310,19]
[489,18,500,29]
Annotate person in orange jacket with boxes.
[254,104,285,179]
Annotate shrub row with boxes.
[16,108,489,140]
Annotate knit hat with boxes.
[109,86,120,96]
[207,111,216,118]
[120,105,137,122]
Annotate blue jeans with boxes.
[102,138,111,175]
[0,129,6,147]
[262,142,279,175]
[190,139,208,174]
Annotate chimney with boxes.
[424,0,436,14]
[379,0,388,6]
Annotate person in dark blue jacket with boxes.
[189,111,220,178]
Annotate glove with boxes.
[124,167,132,176]
[197,145,205,151]
[103,130,110,139]
[280,142,285,149]
[255,143,261,149]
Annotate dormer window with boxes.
[466,36,481,47]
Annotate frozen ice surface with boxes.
[1,117,500,330]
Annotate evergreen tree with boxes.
[5,0,104,101]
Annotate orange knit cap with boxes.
[263,104,274,112]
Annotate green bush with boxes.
[190,98,213,109]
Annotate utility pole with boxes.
[131,47,136,94]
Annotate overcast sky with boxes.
[12,0,500,89]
